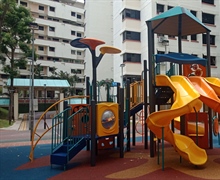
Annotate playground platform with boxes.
[0,126,220,180]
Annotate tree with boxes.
[97,78,113,102]
[0,0,33,124]
[0,0,15,46]
[49,70,80,97]
[34,63,43,78]
[0,0,17,68]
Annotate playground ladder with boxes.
[50,106,90,170]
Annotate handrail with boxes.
[29,95,89,162]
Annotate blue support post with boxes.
[63,101,68,141]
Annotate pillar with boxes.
[14,93,19,121]
[58,92,64,113]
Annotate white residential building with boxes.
[1,0,219,99]
[0,0,86,95]
[111,0,220,84]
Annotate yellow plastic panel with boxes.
[96,103,119,137]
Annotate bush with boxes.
[0,107,8,119]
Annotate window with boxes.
[77,70,82,74]
[210,56,216,66]
[39,26,44,31]
[191,34,197,41]
[49,26,55,32]
[168,35,175,38]
[123,31,140,41]
[19,65,26,70]
[71,31,76,35]
[181,35,188,40]
[20,1,27,7]
[53,58,59,61]
[202,0,214,5]
[71,50,76,54]
[1,74,9,79]
[157,51,165,54]
[63,39,69,43]
[47,57,52,60]
[71,69,81,74]
[77,14,82,19]
[49,67,54,71]
[39,5,44,11]
[53,18,59,22]
[77,32,82,37]
[38,46,44,51]
[39,56,44,60]
[203,55,216,66]
[39,15,44,19]
[168,6,173,10]
[156,4,164,14]
[38,35,44,39]
[71,12,76,16]
[190,10,197,17]
[202,13,215,24]
[77,51,82,55]
[49,47,55,52]
[123,53,141,63]
[122,8,140,20]
[49,6,55,12]
[202,34,215,45]
[53,38,59,41]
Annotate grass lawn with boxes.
[0,119,13,128]
[0,107,10,128]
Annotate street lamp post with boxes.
[29,22,38,140]
[44,84,46,129]
[120,63,125,87]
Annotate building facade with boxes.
[0,0,85,96]
[1,0,219,100]
[112,0,220,85]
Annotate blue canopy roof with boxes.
[146,6,210,36]
[155,53,207,66]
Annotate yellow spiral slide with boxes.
[146,75,207,165]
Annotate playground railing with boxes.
[51,106,91,154]
[51,107,71,152]
[130,80,144,108]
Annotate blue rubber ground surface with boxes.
[0,135,219,180]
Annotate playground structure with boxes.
[28,6,220,171]
[145,6,220,170]
[29,37,144,169]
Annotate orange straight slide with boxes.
[188,76,220,113]
[146,75,207,165]
[204,77,220,97]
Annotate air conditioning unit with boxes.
[158,35,165,43]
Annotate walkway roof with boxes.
[7,78,70,89]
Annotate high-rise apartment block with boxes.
[112,0,219,84]
[0,0,85,95]
[1,0,219,98]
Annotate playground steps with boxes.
[155,86,174,105]
[50,137,86,170]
